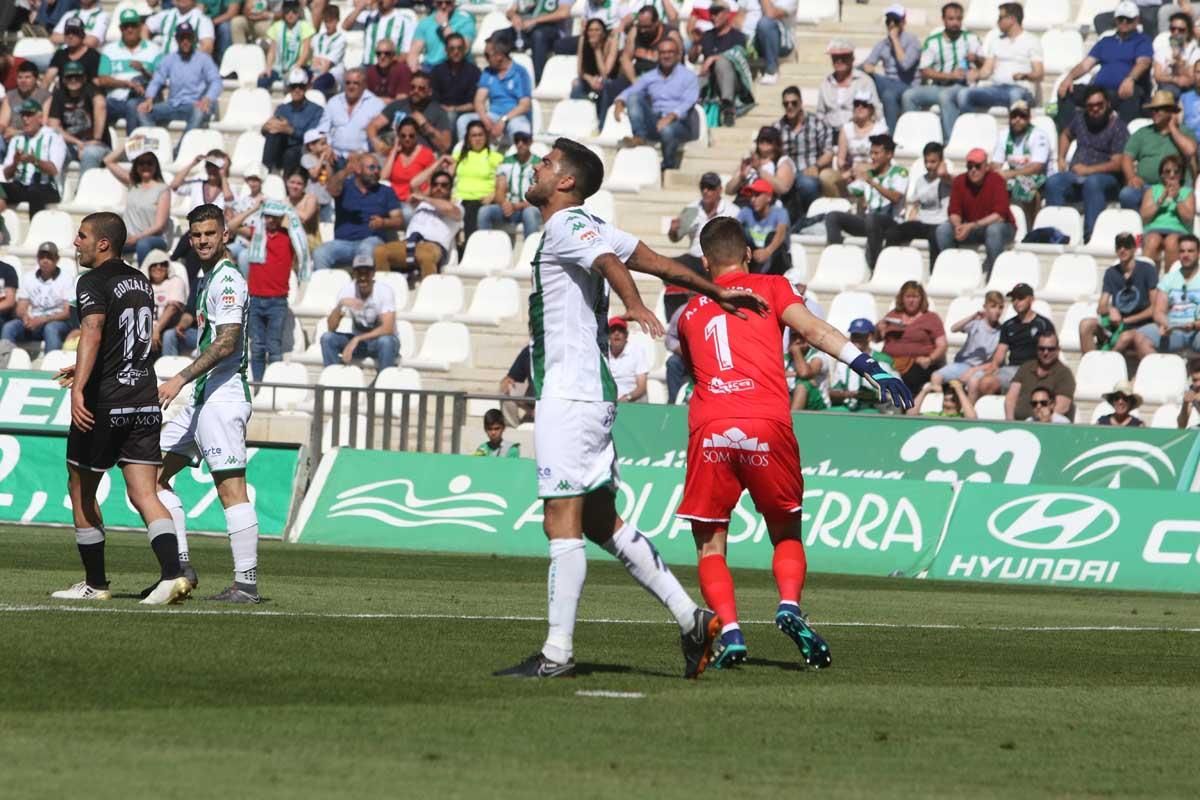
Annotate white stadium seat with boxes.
[974,394,1006,420]
[171,129,227,172]
[252,361,311,412]
[370,271,409,313]
[1134,354,1188,405]
[294,270,352,317]
[263,174,286,200]
[57,169,128,214]
[9,210,74,257]
[544,100,598,139]
[927,250,984,298]
[583,189,616,225]
[1011,205,1028,243]
[450,231,515,278]
[1074,351,1128,401]
[533,55,578,100]
[1041,254,1100,303]
[945,114,997,160]
[1089,401,1143,425]
[230,131,268,177]
[456,277,521,325]
[5,348,32,370]
[211,88,273,132]
[1,209,21,247]
[509,231,542,278]
[1041,29,1085,74]
[919,391,945,415]
[796,0,838,22]
[405,321,472,371]
[785,241,810,283]
[825,291,878,335]
[38,349,76,373]
[343,30,365,69]
[395,320,418,360]
[589,104,634,147]
[865,246,926,294]
[794,197,853,245]
[963,0,1000,30]
[943,295,984,346]
[155,356,193,382]
[1020,205,1083,255]
[397,275,465,322]
[1083,209,1143,255]
[1128,117,1153,136]
[1058,301,1097,352]
[13,38,54,63]
[1151,403,1200,428]
[604,146,661,193]
[304,364,366,414]
[473,12,510,55]
[808,244,869,292]
[893,112,942,159]
[1023,3,1070,31]
[1075,0,1112,33]
[219,44,267,88]
[373,367,423,413]
[985,251,1041,294]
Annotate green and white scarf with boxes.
[247,201,311,282]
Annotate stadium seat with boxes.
[1023,2,1069,31]
[396,275,465,322]
[646,378,668,404]
[945,114,997,160]
[590,104,634,148]
[13,38,54,64]
[583,189,616,225]
[1041,254,1100,303]
[263,174,286,200]
[372,271,410,312]
[1074,351,1128,401]
[456,277,521,326]
[449,230,514,278]
[252,361,311,413]
[533,55,578,100]
[405,321,472,371]
[1019,205,1083,254]
[865,246,926,294]
[808,244,869,292]
[1058,301,1096,352]
[985,251,1041,294]
[5,348,32,370]
[372,367,423,414]
[825,291,878,335]
[1030,115,1058,162]
[1010,205,1028,243]
[171,129,227,172]
[974,394,1006,420]
[57,169,128,214]
[304,364,366,414]
[796,0,838,22]
[927,250,984,298]
[785,240,810,282]
[229,131,268,177]
[943,295,984,345]
[38,349,76,373]
[1083,209,1142,255]
[1041,29,1084,74]
[343,30,365,68]
[604,147,661,193]
[1151,402,1200,428]
[893,112,942,159]
[919,391,944,415]
[2,209,21,247]
[1074,0,1112,32]
[124,126,174,168]
[509,232,542,278]
[1134,354,1188,404]
[211,88,273,133]
[1128,117,1153,136]
[219,44,267,88]
[294,270,352,317]
[794,197,853,245]
[1088,401,1144,425]
[473,11,509,55]
[154,356,193,382]
[963,0,1000,29]
[395,320,418,360]
[9,210,74,257]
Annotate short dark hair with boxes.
[187,203,226,230]
[999,2,1023,24]
[1031,385,1056,400]
[322,4,340,19]
[1187,357,1200,375]
[923,141,944,157]
[430,169,453,186]
[82,212,127,256]
[411,70,432,85]
[130,151,164,186]
[942,2,964,16]
[487,36,512,57]
[1180,233,1199,249]
[1085,85,1109,104]
[782,85,801,100]
[699,216,748,267]
[483,409,504,427]
[444,33,465,47]
[17,61,38,76]
[637,4,659,22]
[1170,11,1193,36]
[554,137,604,200]
[396,116,420,134]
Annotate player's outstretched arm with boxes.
[70,314,104,431]
[157,323,243,407]
[625,242,769,320]
[593,252,664,337]
[781,302,915,410]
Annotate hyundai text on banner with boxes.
[291,449,952,576]
[0,433,301,536]
[929,482,1200,593]
[610,404,1200,490]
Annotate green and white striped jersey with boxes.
[363,9,414,65]
[918,29,982,78]
[498,154,540,203]
[193,259,250,405]
[147,7,215,53]
[864,163,909,217]
[2,127,67,187]
[99,39,162,102]
[529,206,639,402]
[518,0,565,18]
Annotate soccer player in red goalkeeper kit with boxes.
[674,217,914,668]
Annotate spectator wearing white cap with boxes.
[263,69,325,174]
[0,242,74,354]
[956,3,1042,115]
[142,249,186,355]
[1094,0,1171,40]
[104,147,173,266]
[817,37,880,130]
[860,4,921,131]
[900,1,983,141]
[1056,1,1153,126]
[837,91,887,196]
[258,1,314,91]
[321,256,401,369]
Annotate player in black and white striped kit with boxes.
[52,212,192,605]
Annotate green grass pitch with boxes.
[2,526,1199,799]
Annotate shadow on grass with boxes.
[574,662,677,679]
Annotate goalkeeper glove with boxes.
[850,353,914,410]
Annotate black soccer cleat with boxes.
[206,585,262,604]
[681,608,721,679]
[493,651,576,679]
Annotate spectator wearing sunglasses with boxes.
[1152,11,1200,98]
[934,148,1015,278]
[1178,358,1200,428]
[409,0,477,71]
[374,169,463,280]
[364,39,412,103]
[773,86,839,211]
[1119,90,1197,212]
[1022,385,1072,425]
[430,34,482,137]
[1042,87,1128,241]
[1141,154,1195,270]
[1153,233,1200,354]
[1080,231,1161,360]
[262,69,325,174]
[1008,333,1075,422]
[1056,2,1153,126]
[1094,0,1172,40]
[816,38,879,130]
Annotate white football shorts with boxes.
[160,401,252,472]
[534,397,620,499]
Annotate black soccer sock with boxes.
[76,527,107,589]
[148,518,182,581]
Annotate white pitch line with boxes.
[1,604,1199,633]
[575,690,645,699]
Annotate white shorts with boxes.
[534,398,619,498]
[160,401,252,472]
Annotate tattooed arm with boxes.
[157,323,243,406]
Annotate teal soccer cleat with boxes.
[775,604,831,669]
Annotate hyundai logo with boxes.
[987,494,1120,551]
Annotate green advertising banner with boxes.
[611,404,1200,491]
[291,449,953,577]
[929,483,1200,593]
[0,433,302,536]
[0,370,72,432]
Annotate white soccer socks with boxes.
[157,489,188,562]
[601,523,699,633]
[543,538,587,664]
[225,502,259,591]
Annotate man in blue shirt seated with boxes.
[455,37,533,144]
[737,178,791,274]
[612,37,698,171]
[134,22,222,136]
[261,68,325,174]
[313,152,406,271]
[1055,1,1153,126]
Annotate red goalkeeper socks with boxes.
[698,554,739,628]
[772,538,808,605]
